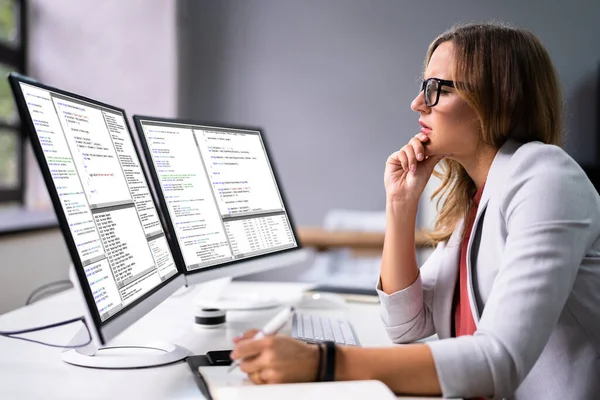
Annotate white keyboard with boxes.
[292,312,360,346]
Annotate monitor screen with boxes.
[136,118,298,272]
[16,81,179,323]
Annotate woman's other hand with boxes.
[384,133,445,205]
[231,329,320,384]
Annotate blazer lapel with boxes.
[466,203,487,324]
[465,139,521,324]
[433,219,463,339]
[474,139,521,224]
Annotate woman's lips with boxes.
[419,121,432,134]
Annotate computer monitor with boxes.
[8,73,189,368]
[133,116,307,305]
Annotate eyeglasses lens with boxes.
[424,79,438,106]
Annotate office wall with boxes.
[0,229,70,314]
[178,0,600,228]
[0,0,178,314]
[28,0,177,118]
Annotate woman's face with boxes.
[411,41,480,160]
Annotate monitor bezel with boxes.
[132,114,304,277]
[8,73,185,345]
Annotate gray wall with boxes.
[0,230,70,314]
[178,0,600,227]
[29,0,177,118]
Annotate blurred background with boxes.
[0,0,598,313]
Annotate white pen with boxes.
[228,306,295,373]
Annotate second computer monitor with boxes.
[134,116,306,284]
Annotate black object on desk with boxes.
[206,350,233,366]
[307,285,379,303]
[310,285,377,296]
[186,350,232,400]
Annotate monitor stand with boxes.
[62,265,190,369]
[61,326,190,369]
[196,295,283,311]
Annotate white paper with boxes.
[197,368,398,400]
[198,366,255,389]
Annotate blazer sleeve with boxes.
[427,146,600,399]
[375,240,445,343]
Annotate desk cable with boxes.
[25,279,73,305]
[0,316,92,348]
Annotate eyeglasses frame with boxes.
[420,77,456,107]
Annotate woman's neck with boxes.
[456,144,498,190]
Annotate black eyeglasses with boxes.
[420,77,455,107]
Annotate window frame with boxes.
[0,0,27,204]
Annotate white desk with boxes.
[0,281,441,399]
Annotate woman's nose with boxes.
[411,91,428,113]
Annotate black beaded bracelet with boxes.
[314,343,324,382]
[322,341,336,382]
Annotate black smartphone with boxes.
[206,350,233,366]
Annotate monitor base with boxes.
[196,295,283,311]
[193,277,284,311]
[62,341,190,369]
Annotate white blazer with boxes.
[377,140,600,399]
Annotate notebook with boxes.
[198,366,398,399]
[306,284,379,304]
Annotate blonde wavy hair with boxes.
[427,22,564,244]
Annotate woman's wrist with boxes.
[386,196,418,215]
[386,202,418,228]
[334,344,346,381]
[333,345,369,382]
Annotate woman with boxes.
[230,22,600,399]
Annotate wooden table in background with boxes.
[296,227,432,256]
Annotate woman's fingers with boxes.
[260,367,283,384]
[231,336,272,360]
[415,133,429,143]
[403,144,417,172]
[387,133,430,174]
[386,151,402,167]
[238,353,261,374]
[401,134,430,172]
[233,328,260,343]
[247,368,281,385]
[397,149,408,172]
[410,136,426,162]
[248,370,267,385]
[237,344,277,383]
[239,345,294,384]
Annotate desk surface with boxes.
[297,227,432,250]
[0,281,441,399]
